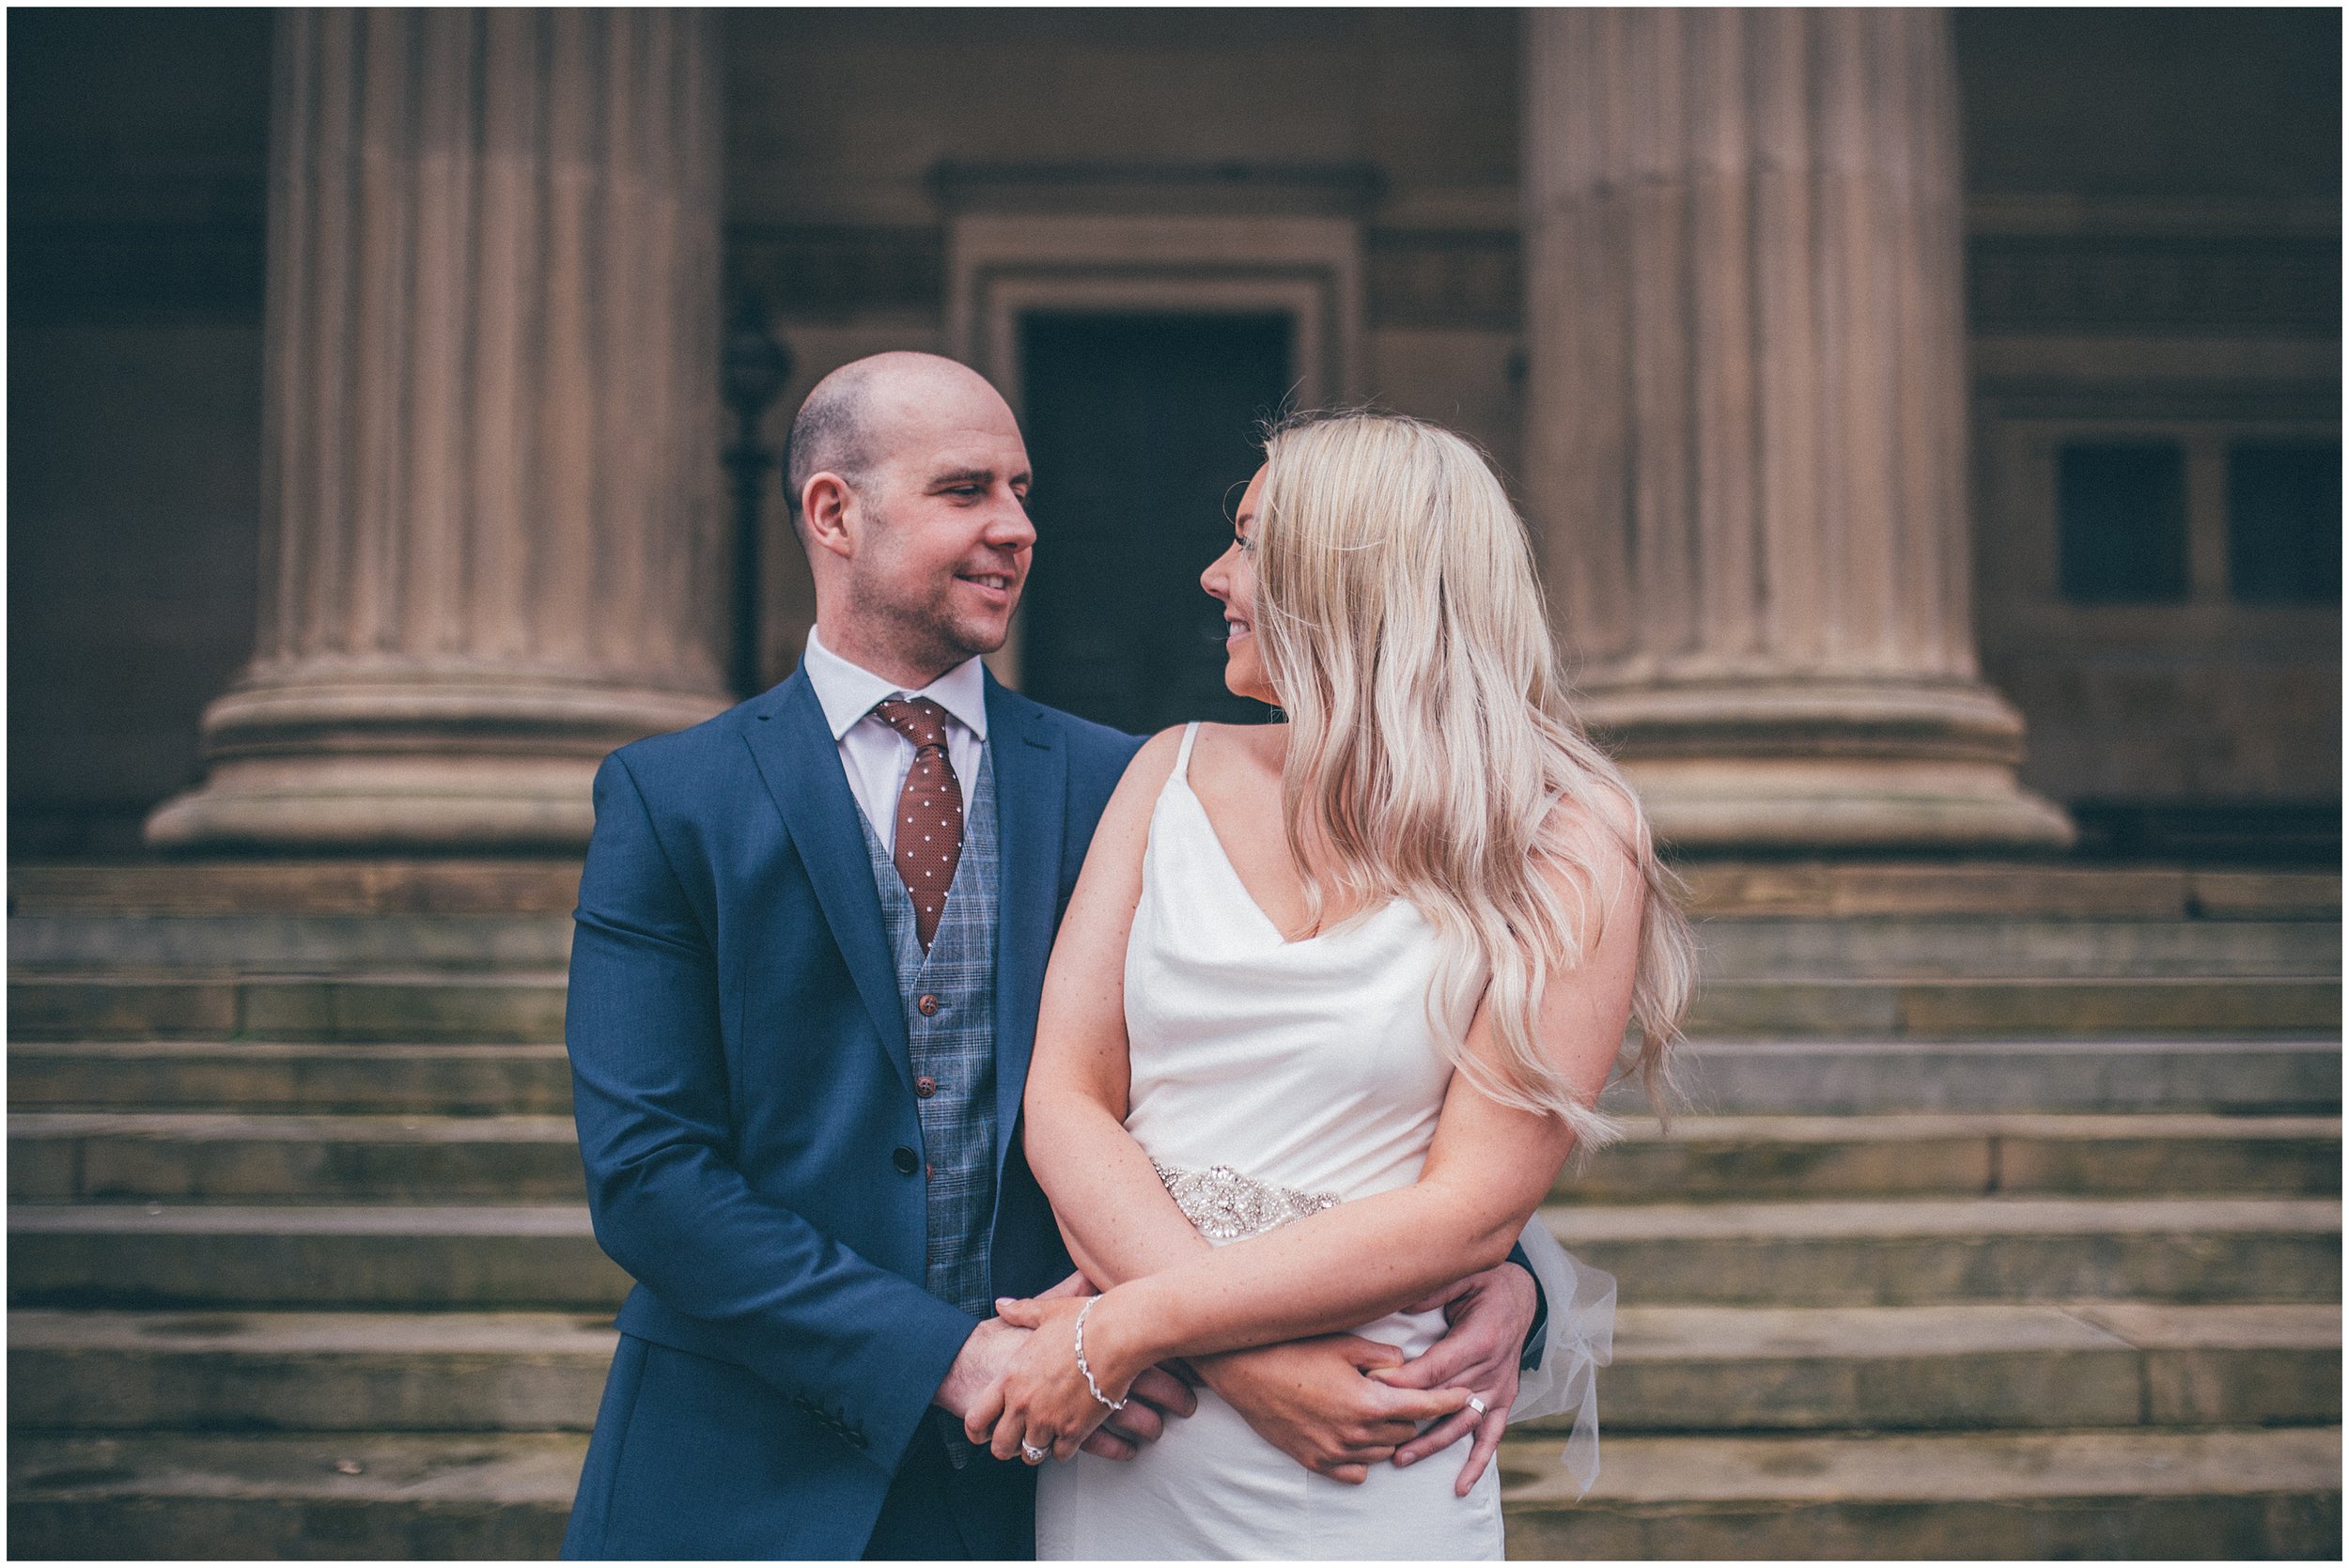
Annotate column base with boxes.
[145,669,730,852]
[1576,677,2077,854]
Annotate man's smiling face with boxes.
[840,365,1036,676]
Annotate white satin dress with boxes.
[1034,724,1611,1561]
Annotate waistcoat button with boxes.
[891,1145,918,1175]
[917,994,941,1017]
[915,1075,938,1098]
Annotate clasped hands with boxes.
[945,1265,1534,1496]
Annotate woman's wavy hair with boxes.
[1251,410,1693,1152]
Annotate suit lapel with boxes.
[986,674,1065,1180]
[742,670,913,1097]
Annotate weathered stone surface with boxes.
[1695,916,2340,980]
[8,1312,614,1433]
[10,862,586,918]
[1632,1038,2342,1114]
[8,1431,583,1560]
[1501,1427,2342,1560]
[7,1043,573,1116]
[1541,1197,2341,1306]
[2069,1304,2347,1427]
[9,914,575,974]
[1561,1114,2341,1203]
[1522,9,2071,853]
[145,8,732,852]
[8,979,239,1043]
[9,1114,586,1203]
[1687,977,2339,1039]
[10,974,569,1044]
[1575,1303,2340,1433]
[8,1206,629,1311]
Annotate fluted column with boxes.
[1523,8,2070,851]
[148,8,730,850]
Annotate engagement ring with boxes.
[1021,1442,1048,1465]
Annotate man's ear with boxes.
[801,473,857,562]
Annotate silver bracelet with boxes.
[1074,1296,1128,1413]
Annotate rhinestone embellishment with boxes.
[1153,1159,1342,1241]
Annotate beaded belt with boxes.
[1152,1159,1343,1241]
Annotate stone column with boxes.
[1522,8,2070,851]
[148,8,730,851]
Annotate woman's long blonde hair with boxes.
[1252,411,1693,1151]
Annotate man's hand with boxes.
[1196,1336,1473,1485]
[1373,1261,1538,1496]
[935,1276,1196,1463]
[933,1315,1029,1426]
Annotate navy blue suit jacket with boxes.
[561,666,1145,1559]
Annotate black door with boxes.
[1018,312,1292,735]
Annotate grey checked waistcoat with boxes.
[856,747,1001,1461]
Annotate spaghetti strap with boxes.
[1173,721,1201,781]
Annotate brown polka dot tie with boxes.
[871,696,963,951]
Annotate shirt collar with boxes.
[801,624,989,744]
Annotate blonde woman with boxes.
[974,411,1692,1559]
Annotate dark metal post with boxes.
[722,292,792,697]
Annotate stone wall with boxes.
[8,8,2338,853]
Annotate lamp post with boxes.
[722,291,792,697]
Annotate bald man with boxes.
[560,354,1540,1559]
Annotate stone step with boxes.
[8,1206,630,1311]
[1619,1037,2343,1114]
[1674,863,2340,923]
[8,1425,2339,1560]
[11,1303,2333,1437]
[17,859,2334,921]
[11,910,2333,982]
[8,861,584,917]
[8,1312,616,1433]
[10,1110,2329,1206]
[8,972,569,1043]
[8,913,574,973]
[7,1430,583,1560]
[14,970,2335,1047]
[1696,917,2341,981]
[1684,976,2338,1039]
[15,1038,2336,1120]
[1499,1425,2341,1559]
[8,1042,575,1115]
[1563,1113,2342,1202]
[1586,1303,2342,1433]
[13,1197,2335,1312]
[1540,1196,2341,1307]
[9,1114,587,1203]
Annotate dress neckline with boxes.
[1163,723,1408,952]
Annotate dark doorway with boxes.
[1018,312,1293,736]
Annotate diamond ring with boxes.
[1021,1442,1048,1465]
[1464,1393,1489,1417]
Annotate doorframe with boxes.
[945,213,1366,687]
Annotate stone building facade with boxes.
[10,7,2339,860]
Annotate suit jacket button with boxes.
[915,1075,938,1098]
[892,1145,919,1175]
[917,994,941,1017]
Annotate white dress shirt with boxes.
[799,625,988,860]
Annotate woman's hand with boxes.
[1375,1263,1534,1495]
[965,1294,1128,1464]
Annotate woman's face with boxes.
[1201,465,1278,706]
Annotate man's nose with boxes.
[986,490,1036,548]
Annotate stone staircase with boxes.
[8,861,2341,1559]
